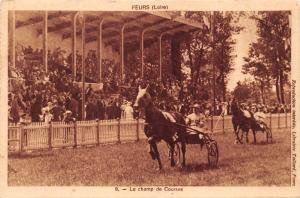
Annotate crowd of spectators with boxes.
[8,45,291,124]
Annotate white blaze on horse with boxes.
[133,85,187,169]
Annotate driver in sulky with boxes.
[254,105,266,129]
[185,104,207,133]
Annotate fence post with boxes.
[48,122,52,150]
[269,112,272,129]
[117,118,121,143]
[210,115,213,133]
[19,124,24,155]
[278,112,280,129]
[136,118,140,141]
[285,108,288,128]
[74,120,77,148]
[222,114,225,134]
[96,119,100,146]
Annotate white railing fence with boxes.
[8,113,291,153]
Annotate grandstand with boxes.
[8,11,205,123]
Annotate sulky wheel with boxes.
[265,126,272,143]
[207,140,219,168]
[235,128,245,144]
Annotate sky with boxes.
[227,14,258,91]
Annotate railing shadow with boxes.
[8,151,54,159]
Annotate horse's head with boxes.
[133,85,152,111]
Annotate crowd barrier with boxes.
[207,112,291,133]
[8,113,291,153]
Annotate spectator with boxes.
[51,100,64,121]
[86,98,95,120]
[10,94,21,123]
[68,94,79,120]
[97,98,106,120]
[123,101,134,120]
[30,97,42,122]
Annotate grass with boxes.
[8,128,291,186]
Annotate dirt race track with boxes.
[8,128,291,186]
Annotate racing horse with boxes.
[231,98,257,144]
[133,85,187,169]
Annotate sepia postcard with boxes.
[0,0,299,197]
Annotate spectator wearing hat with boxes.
[63,110,74,123]
[62,110,73,144]
[86,97,96,120]
[19,113,29,124]
[50,100,64,121]
[96,98,106,120]
[123,101,134,120]
[44,109,53,124]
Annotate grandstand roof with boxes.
[15,11,204,48]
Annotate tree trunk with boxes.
[222,74,226,102]
[279,69,285,104]
[260,80,265,104]
[195,47,204,84]
[275,75,281,104]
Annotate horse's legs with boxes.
[246,130,249,143]
[148,144,156,160]
[252,130,257,144]
[234,125,239,144]
[181,141,186,167]
[168,141,176,167]
[151,143,162,169]
[240,128,244,143]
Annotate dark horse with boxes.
[133,85,187,169]
[231,98,258,144]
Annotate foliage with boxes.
[243,11,291,104]
[183,11,243,101]
[232,79,260,103]
[243,45,272,104]
[213,12,243,101]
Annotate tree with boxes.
[183,11,243,101]
[213,12,243,101]
[243,43,272,104]
[246,11,291,104]
[182,11,211,97]
[233,79,261,103]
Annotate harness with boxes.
[144,116,180,144]
[161,111,176,123]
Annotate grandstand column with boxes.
[80,14,86,120]
[120,24,127,83]
[43,11,48,73]
[72,12,80,80]
[8,11,15,68]
[97,19,104,83]
[140,29,146,78]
